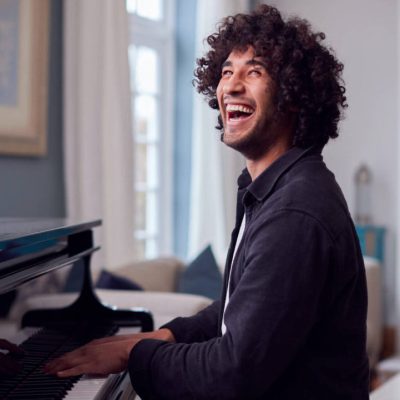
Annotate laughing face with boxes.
[216,47,280,160]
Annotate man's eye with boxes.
[249,69,262,76]
[221,70,233,77]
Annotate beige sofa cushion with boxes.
[114,257,185,292]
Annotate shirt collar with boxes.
[237,146,321,202]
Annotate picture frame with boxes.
[0,0,49,156]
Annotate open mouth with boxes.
[226,104,255,122]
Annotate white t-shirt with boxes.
[221,214,246,335]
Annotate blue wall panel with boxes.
[0,0,65,218]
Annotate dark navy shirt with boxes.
[129,146,369,399]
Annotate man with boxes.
[46,5,369,399]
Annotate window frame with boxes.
[127,1,175,258]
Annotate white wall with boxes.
[266,0,399,327]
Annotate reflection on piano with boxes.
[0,218,153,399]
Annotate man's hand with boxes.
[0,339,24,376]
[44,328,175,378]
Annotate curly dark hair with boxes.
[194,4,347,148]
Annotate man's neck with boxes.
[246,140,291,181]
[245,115,295,181]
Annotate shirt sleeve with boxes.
[160,299,221,343]
[128,210,335,400]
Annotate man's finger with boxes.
[56,363,92,378]
[45,354,87,374]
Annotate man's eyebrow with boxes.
[221,59,267,69]
[246,59,267,69]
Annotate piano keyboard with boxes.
[65,371,137,400]
[0,324,140,399]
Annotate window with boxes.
[126,0,175,259]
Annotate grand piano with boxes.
[0,218,153,399]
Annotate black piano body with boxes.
[0,218,153,399]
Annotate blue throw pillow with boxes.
[96,270,144,291]
[178,245,223,300]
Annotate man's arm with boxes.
[161,299,221,343]
[44,299,221,376]
[127,210,338,399]
[44,329,175,377]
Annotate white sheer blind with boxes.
[63,0,135,271]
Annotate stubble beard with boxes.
[220,113,280,161]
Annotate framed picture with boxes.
[0,0,49,156]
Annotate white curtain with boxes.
[188,0,249,266]
[63,0,135,271]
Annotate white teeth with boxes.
[226,104,254,114]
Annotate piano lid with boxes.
[0,218,101,295]
[0,218,101,250]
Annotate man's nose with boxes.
[223,74,245,94]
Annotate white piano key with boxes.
[64,372,140,400]
[64,374,108,400]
